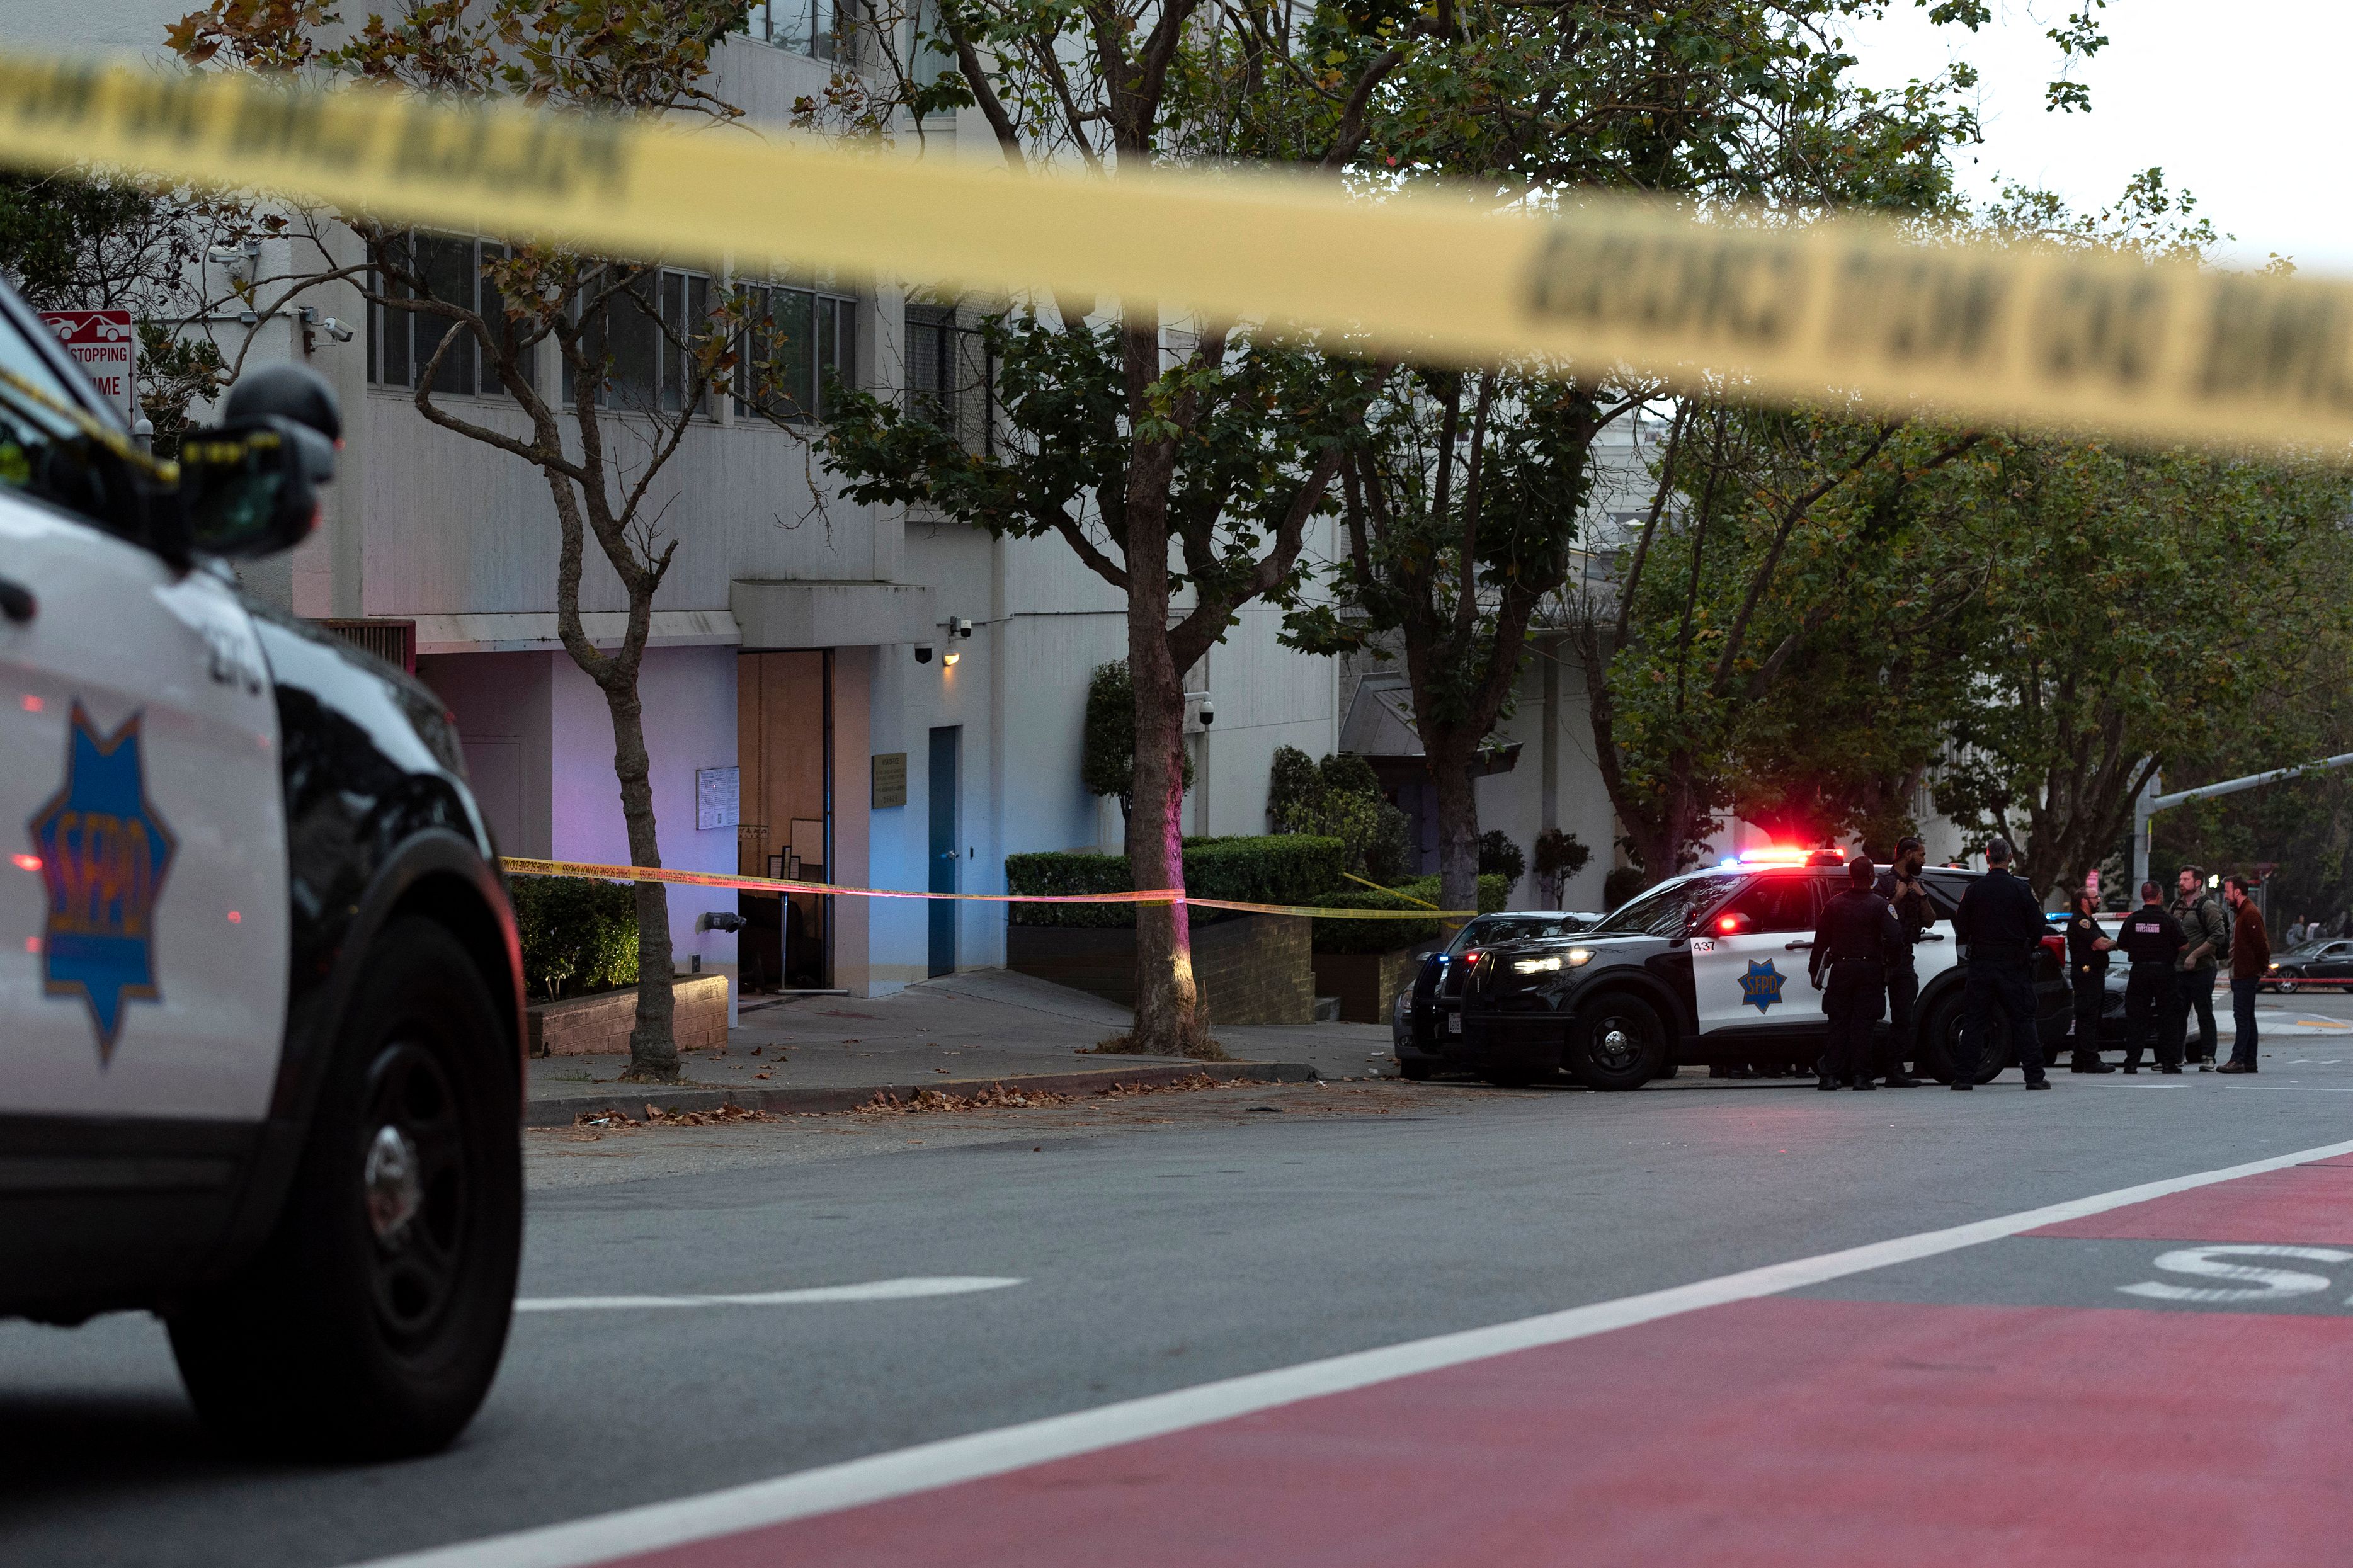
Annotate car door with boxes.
[2308,941,2353,989]
[1690,871,1828,1038]
[0,497,288,1122]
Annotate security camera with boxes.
[954,616,974,639]
[1194,696,1216,726]
[695,911,747,934]
[322,317,355,343]
[914,644,934,664]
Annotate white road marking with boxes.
[346,1133,2353,1568]
[2119,1245,2353,1303]
[514,1278,1023,1312]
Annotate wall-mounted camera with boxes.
[695,910,747,934]
[1185,690,1216,730]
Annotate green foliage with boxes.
[511,877,640,1001]
[1266,745,1413,881]
[1477,831,1525,896]
[1532,829,1592,907]
[1083,660,1190,801]
[1602,866,1649,912]
[1309,874,1509,954]
[1005,836,1348,928]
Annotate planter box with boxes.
[1313,945,1426,1025]
[1006,913,1313,1025]
[528,973,731,1057]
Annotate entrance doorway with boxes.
[928,725,960,977]
[738,650,831,993]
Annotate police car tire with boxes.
[166,916,522,1459]
[1566,994,1667,1092]
[1919,992,2007,1085]
[1399,1057,1436,1081]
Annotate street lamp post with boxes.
[2131,751,2353,890]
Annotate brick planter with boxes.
[528,973,731,1057]
[1006,914,1313,1025]
[1312,945,1427,1025]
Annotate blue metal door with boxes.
[928,726,960,977]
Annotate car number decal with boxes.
[1740,959,1787,1014]
[26,703,176,1062]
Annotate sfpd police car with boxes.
[1433,850,2070,1089]
[0,280,521,1458]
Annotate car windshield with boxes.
[1447,914,1580,953]
[1588,873,1738,938]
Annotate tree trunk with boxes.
[603,673,678,1082]
[1125,632,1209,1057]
[1429,739,1481,929]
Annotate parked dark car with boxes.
[2263,940,2353,994]
[1392,911,1600,1080]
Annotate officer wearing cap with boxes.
[1811,855,1903,1091]
[2117,880,2187,1074]
[1872,836,1931,1088]
[1950,837,2051,1090]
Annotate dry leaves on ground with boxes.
[856,1072,1261,1116]
[561,1101,784,1140]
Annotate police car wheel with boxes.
[1399,1057,1435,1081]
[1566,995,1666,1092]
[167,916,522,1459]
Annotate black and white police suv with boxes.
[1430,851,2071,1090]
[1391,911,1600,1080]
[0,282,523,1458]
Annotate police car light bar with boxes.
[1723,846,1811,868]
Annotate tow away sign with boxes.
[37,310,136,426]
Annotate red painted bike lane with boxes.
[598,1158,2353,1568]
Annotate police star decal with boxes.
[1740,959,1786,1013]
[27,703,176,1062]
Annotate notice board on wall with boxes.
[871,752,908,809]
[695,766,741,831]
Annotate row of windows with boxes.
[365,237,856,423]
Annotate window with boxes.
[1716,874,1820,935]
[903,302,993,453]
[1591,873,1739,938]
[743,0,845,60]
[734,284,856,423]
[580,268,715,416]
[367,234,530,398]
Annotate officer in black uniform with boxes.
[1872,836,1931,1088]
[2117,880,2187,1074]
[1950,837,2051,1090]
[1811,855,1904,1091]
[2064,887,2117,1073]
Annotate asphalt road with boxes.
[6,1004,2352,1567]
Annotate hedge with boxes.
[1309,873,1509,954]
[510,875,639,1000]
[1005,835,1347,928]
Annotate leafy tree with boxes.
[171,0,760,1082]
[1531,827,1590,907]
[1266,746,1411,882]
[1083,660,1192,807]
[1476,830,1524,897]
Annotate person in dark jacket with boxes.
[2220,875,2269,1073]
[2063,888,2117,1073]
[1951,838,2050,1089]
[1871,837,1931,1088]
[2170,865,2230,1068]
[1811,855,1904,1091]
[2117,882,2187,1074]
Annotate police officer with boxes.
[1872,836,1931,1088]
[2064,887,2117,1073]
[1811,855,1903,1090]
[2117,880,2187,1074]
[1950,838,2050,1090]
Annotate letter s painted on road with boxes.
[2117,1244,2353,1304]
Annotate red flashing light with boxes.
[9,853,37,873]
[1735,846,1811,866]
[1718,916,1740,933]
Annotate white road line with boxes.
[514,1278,1023,1312]
[348,1134,2353,1568]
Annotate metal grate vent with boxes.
[321,618,417,674]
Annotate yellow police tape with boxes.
[4,54,2353,455]
[500,858,1476,921]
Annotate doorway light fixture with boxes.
[942,649,961,667]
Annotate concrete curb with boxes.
[525,1060,1319,1128]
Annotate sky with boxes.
[1846,0,2353,275]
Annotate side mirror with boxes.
[178,414,334,559]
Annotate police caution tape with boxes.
[499,858,1475,921]
[4,54,2353,454]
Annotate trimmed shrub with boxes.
[1266,744,1414,882]
[1082,660,1190,802]
[1478,830,1526,897]
[1602,865,1648,912]
[511,875,639,1001]
[1309,873,1510,955]
[1005,834,1347,928]
[1532,828,1592,906]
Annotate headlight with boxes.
[1512,948,1594,975]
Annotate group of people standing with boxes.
[1806,841,2272,1092]
[2066,865,2270,1073]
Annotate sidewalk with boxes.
[525,969,1396,1127]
